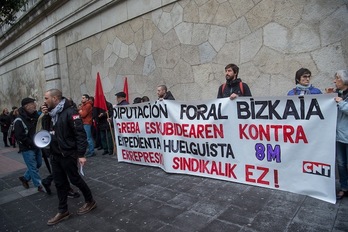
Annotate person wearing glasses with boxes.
[287,68,322,95]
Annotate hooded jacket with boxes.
[42,98,87,158]
[163,91,175,100]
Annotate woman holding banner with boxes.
[328,70,348,199]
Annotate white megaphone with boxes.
[33,130,52,148]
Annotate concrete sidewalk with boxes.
[0,144,347,232]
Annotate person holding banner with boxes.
[287,68,322,95]
[116,92,129,105]
[157,85,175,100]
[217,63,252,99]
[330,70,348,200]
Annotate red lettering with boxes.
[257,166,270,185]
[239,124,307,143]
[239,124,249,139]
[245,165,270,186]
[295,125,308,143]
[245,165,256,183]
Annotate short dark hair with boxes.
[82,94,90,99]
[47,89,62,100]
[295,68,311,84]
[133,97,142,104]
[141,96,150,102]
[225,64,239,78]
[157,85,167,92]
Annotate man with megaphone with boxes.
[41,89,96,226]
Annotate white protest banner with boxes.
[113,94,337,203]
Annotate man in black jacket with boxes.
[15,98,45,193]
[157,85,175,100]
[42,89,96,226]
[95,99,114,155]
[217,63,252,99]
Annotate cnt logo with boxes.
[303,161,331,177]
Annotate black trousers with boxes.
[51,154,93,213]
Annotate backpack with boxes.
[8,118,28,137]
[222,81,244,96]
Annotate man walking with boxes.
[15,98,46,193]
[42,89,96,226]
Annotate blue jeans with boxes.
[22,148,43,187]
[84,124,95,156]
[336,141,348,191]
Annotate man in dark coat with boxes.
[95,98,114,155]
[42,89,96,226]
[157,85,175,100]
[217,63,252,99]
[14,98,45,193]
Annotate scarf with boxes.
[296,84,311,95]
[49,99,65,126]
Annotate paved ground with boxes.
[0,137,347,232]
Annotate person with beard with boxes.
[41,89,96,225]
[14,98,46,193]
[157,85,175,100]
[217,63,252,99]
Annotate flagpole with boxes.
[94,72,117,155]
[106,111,117,155]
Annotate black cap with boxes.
[21,98,36,107]
[115,92,126,98]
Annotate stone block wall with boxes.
[64,0,348,103]
[0,0,347,108]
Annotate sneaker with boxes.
[38,186,46,193]
[77,200,97,215]
[42,182,52,195]
[68,190,80,199]
[18,176,29,189]
[47,211,71,226]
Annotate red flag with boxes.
[123,77,129,103]
[94,72,107,111]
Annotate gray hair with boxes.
[336,70,348,85]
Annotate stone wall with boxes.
[65,0,348,103]
[0,0,347,107]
